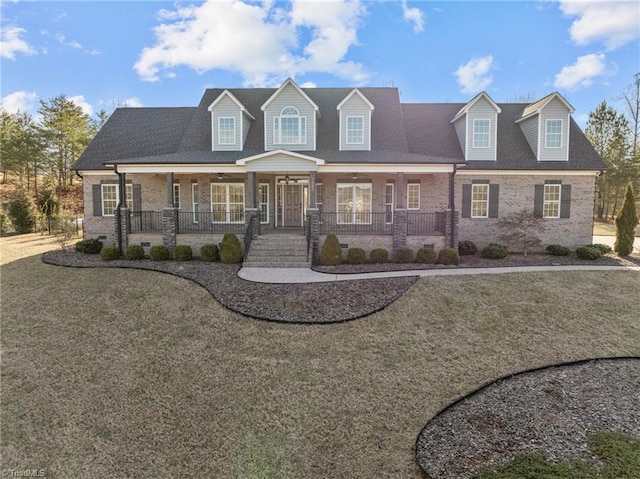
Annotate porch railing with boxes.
[130,211,163,234]
[407,212,446,236]
[318,211,445,236]
[176,211,245,234]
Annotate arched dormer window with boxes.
[274,106,306,144]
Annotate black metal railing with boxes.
[319,212,394,235]
[130,211,163,234]
[407,212,446,236]
[176,211,245,234]
[243,213,259,259]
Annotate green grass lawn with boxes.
[1,256,639,478]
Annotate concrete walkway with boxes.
[238,264,640,284]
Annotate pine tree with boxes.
[614,184,638,256]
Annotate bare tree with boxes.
[498,209,547,256]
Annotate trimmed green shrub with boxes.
[438,247,460,265]
[576,245,601,260]
[416,247,436,264]
[173,245,193,261]
[100,246,120,261]
[395,247,413,263]
[369,248,389,264]
[220,233,243,264]
[615,183,638,257]
[149,245,169,261]
[590,243,612,255]
[126,244,145,260]
[545,244,570,256]
[320,234,342,266]
[458,240,478,256]
[347,247,366,265]
[481,243,508,259]
[200,243,219,262]
[75,238,103,254]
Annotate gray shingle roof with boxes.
[73,88,604,171]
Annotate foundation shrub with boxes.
[126,244,145,260]
[481,243,508,259]
[149,245,169,261]
[395,248,413,263]
[369,248,389,264]
[320,234,342,266]
[347,247,366,265]
[590,243,612,255]
[75,238,103,254]
[220,233,243,264]
[576,245,601,260]
[173,245,193,261]
[100,246,120,261]
[416,247,436,264]
[200,243,220,262]
[438,247,460,265]
[545,244,570,256]
[457,240,478,256]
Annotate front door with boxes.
[283,184,302,227]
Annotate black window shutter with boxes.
[133,184,142,212]
[488,184,499,218]
[462,184,471,218]
[534,185,544,218]
[560,184,571,218]
[92,184,102,217]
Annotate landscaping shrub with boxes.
[395,247,413,263]
[173,245,193,261]
[220,233,243,264]
[615,183,638,257]
[457,240,478,256]
[545,244,570,256]
[590,243,612,255]
[416,247,436,264]
[75,238,103,254]
[7,188,36,234]
[481,243,508,259]
[369,248,389,264]
[149,245,169,261]
[438,247,460,265]
[100,246,120,261]
[576,245,601,260]
[126,244,145,260]
[347,247,366,265]
[0,212,8,236]
[320,234,342,266]
[200,243,219,262]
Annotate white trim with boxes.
[218,116,237,145]
[451,91,501,123]
[191,182,199,223]
[543,183,562,219]
[471,183,490,219]
[337,88,375,111]
[544,118,563,149]
[108,165,246,174]
[472,118,491,149]
[407,183,420,210]
[101,183,118,216]
[455,169,600,176]
[207,90,255,120]
[319,164,455,174]
[261,78,320,116]
[517,91,575,123]
[236,149,325,166]
[345,115,365,145]
[173,182,181,209]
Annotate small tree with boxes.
[54,211,78,249]
[7,188,37,234]
[615,183,638,256]
[498,209,546,256]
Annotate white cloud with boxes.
[401,0,424,33]
[554,53,608,90]
[69,95,94,116]
[0,91,38,114]
[454,55,494,94]
[0,26,36,60]
[558,0,640,50]
[55,33,82,50]
[121,97,143,107]
[134,0,371,86]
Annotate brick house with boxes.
[72,78,604,264]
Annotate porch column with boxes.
[309,171,317,208]
[445,210,459,249]
[306,207,320,263]
[245,208,260,240]
[116,171,128,253]
[392,209,408,253]
[247,172,257,209]
[163,172,177,252]
[166,173,174,207]
[396,172,405,208]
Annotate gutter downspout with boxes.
[75,170,85,239]
[449,164,457,248]
[115,165,125,254]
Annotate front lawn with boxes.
[1,256,639,478]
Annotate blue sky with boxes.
[1,0,638,128]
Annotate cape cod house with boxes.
[72,78,604,265]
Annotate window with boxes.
[173,183,180,209]
[315,183,324,213]
[543,184,561,218]
[259,183,269,224]
[218,117,236,145]
[191,183,199,223]
[337,183,372,224]
[211,183,245,223]
[545,119,562,148]
[346,116,364,144]
[473,119,490,148]
[385,183,394,223]
[407,183,420,210]
[471,184,489,218]
[101,184,132,216]
[274,106,306,144]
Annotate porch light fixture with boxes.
[284,175,290,185]
[217,173,224,181]
[352,173,358,180]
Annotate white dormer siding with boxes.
[262,80,318,151]
[337,89,374,151]
[451,92,500,161]
[208,90,254,151]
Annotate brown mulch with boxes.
[416,357,640,478]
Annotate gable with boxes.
[338,89,374,151]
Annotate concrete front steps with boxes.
[243,234,311,268]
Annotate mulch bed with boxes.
[416,357,640,479]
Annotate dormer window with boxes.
[545,119,562,148]
[274,106,306,144]
[473,119,490,148]
[346,116,364,144]
[218,117,236,145]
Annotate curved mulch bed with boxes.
[416,357,640,479]
[42,249,417,324]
